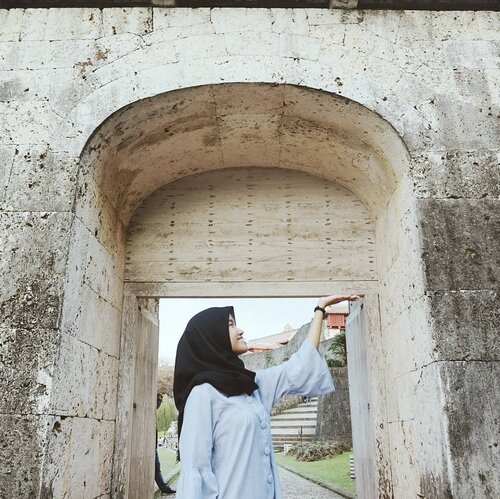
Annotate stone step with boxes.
[271,417,316,423]
[273,413,317,420]
[282,406,318,413]
[271,421,316,429]
[271,427,316,435]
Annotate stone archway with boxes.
[61,83,431,498]
[14,79,454,499]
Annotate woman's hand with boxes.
[317,295,361,309]
[308,295,361,349]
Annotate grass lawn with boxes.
[158,447,178,476]
[275,450,356,493]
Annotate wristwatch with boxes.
[314,306,327,318]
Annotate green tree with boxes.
[156,396,178,433]
[327,331,347,367]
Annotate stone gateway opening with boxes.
[71,83,420,498]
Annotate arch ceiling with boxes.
[83,83,409,223]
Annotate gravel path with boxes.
[278,466,346,499]
[167,466,345,498]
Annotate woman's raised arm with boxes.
[307,295,361,349]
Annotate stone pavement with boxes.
[167,466,346,498]
[279,467,346,499]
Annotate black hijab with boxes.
[173,306,258,457]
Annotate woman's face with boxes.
[228,314,248,354]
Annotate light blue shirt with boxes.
[176,340,335,499]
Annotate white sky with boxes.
[158,297,320,365]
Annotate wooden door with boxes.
[346,299,377,499]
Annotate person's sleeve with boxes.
[255,340,335,413]
[175,385,219,499]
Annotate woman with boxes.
[173,295,359,498]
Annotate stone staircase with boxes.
[271,397,318,452]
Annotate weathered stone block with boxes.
[0,212,72,330]
[441,361,500,497]
[1,146,78,212]
[41,416,115,499]
[407,295,439,368]
[1,100,69,147]
[61,282,121,358]
[413,362,455,499]
[428,290,499,361]
[74,173,127,258]
[0,9,24,42]
[419,198,500,291]
[0,145,16,202]
[279,33,322,61]
[103,8,153,36]
[50,336,119,420]
[272,10,310,36]
[385,361,456,498]
[0,39,90,71]
[173,33,227,60]
[72,33,148,85]
[83,233,124,311]
[436,91,500,151]
[378,253,425,331]
[309,24,346,45]
[143,20,214,45]
[0,327,58,415]
[1,9,104,42]
[410,150,500,200]
[0,414,49,499]
[154,6,210,30]
[387,419,421,495]
[210,8,273,33]
[48,9,104,41]
[225,31,279,57]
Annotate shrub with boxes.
[157,396,178,433]
[326,358,344,368]
[288,441,349,462]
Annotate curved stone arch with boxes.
[78,83,411,228]
[69,82,423,498]
[58,11,434,157]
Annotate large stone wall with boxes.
[316,367,352,447]
[0,7,498,499]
